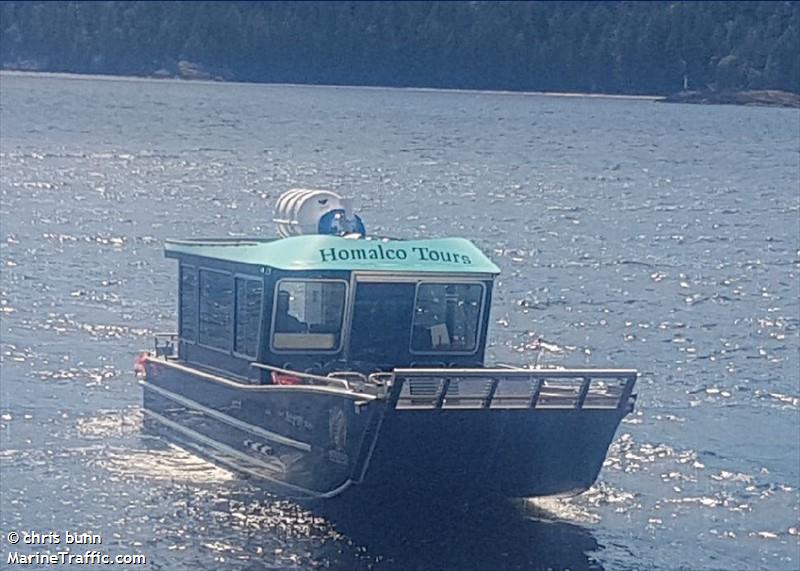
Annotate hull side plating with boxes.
[143,361,377,498]
[143,360,632,500]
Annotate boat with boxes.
[139,189,638,501]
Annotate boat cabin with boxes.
[165,235,501,380]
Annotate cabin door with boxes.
[349,281,415,366]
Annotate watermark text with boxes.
[4,531,146,566]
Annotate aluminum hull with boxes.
[142,358,635,501]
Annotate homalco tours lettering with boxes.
[319,245,472,265]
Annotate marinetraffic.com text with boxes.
[4,530,146,566]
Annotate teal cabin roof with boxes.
[165,235,500,275]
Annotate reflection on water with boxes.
[33,432,608,570]
[123,418,605,570]
[1,406,604,570]
[320,495,603,571]
[95,442,237,485]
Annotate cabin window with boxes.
[411,283,484,353]
[272,279,347,352]
[234,277,263,358]
[179,265,198,342]
[199,269,233,351]
[350,281,416,364]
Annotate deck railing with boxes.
[249,362,353,390]
[389,367,637,411]
[153,332,178,358]
[149,336,635,409]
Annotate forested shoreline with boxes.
[1,1,798,97]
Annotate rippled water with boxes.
[1,72,798,570]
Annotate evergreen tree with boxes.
[0,1,797,94]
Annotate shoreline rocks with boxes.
[661,89,800,108]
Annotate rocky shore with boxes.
[661,89,800,108]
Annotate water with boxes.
[1,72,798,570]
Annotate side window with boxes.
[179,265,197,342]
[272,280,346,351]
[199,269,233,350]
[411,283,484,353]
[235,277,263,358]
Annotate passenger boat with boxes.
[140,189,637,501]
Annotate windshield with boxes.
[410,283,484,353]
[272,279,347,351]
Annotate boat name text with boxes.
[319,245,472,265]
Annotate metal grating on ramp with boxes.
[391,368,637,411]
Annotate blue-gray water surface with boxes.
[1,72,798,570]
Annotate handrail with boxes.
[496,363,526,370]
[496,363,567,371]
[166,237,275,247]
[153,332,179,358]
[394,367,638,379]
[143,356,374,400]
[250,362,352,391]
[367,372,394,386]
[328,371,369,385]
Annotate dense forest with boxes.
[1,1,798,95]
